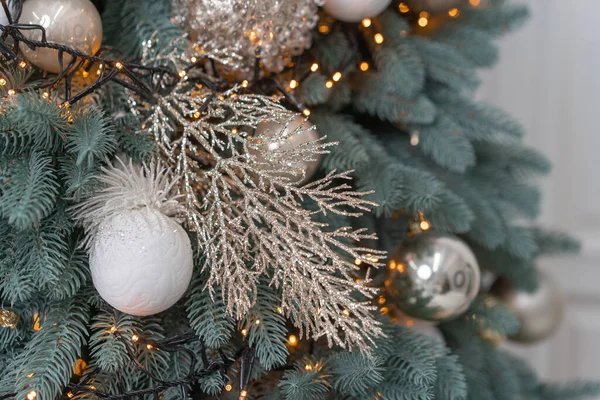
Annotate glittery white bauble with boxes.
[19,0,103,73]
[323,0,393,22]
[90,207,194,316]
[253,116,322,183]
[171,0,321,76]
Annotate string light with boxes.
[325,80,334,89]
[7,89,15,96]
[241,80,249,88]
[231,128,239,134]
[0,78,6,86]
[420,220,431,231]
[277,306,284,314]
[18,61,27,68]
[115,62,124,70]
[342,309,350,317]
[240,390,248,398]
[26,373,34,378]
[146,344,154,350]
[305,364,313,371]
[255,319,261,325]
[191,56,197,63]
[332,72,342,82]
[410,131,420,146]
[42,92,49,99]
[380,307,389,315]
[131,334,139,342]
[67,392,74,398]
[225,384,233,392]
[418,11,429,27]
[289,79,299,89]
[26,391,37,400]
[360,62,370,72]
[241,328,248,336]
[378,297,386,305]
[374,33,384,44]
[288,334,298,346]
[398,2,409,13]
[354,258,363,266]
[310,62,319,72]
[110,326,117,333]
[302,109,311,117]
[470,0,481,6]
[362,18,372,28]
[389,260,397,270]
[193,111,201,119]
[178,70,187,78]
[448,8,460,17]
[318,24,330,34]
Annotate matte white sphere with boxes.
[90,207,194,316]
[253,116,322,183]
[323,0,393,22]
[19,0,103,73]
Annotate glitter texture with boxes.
[171,0,324,76]
[113,39,385,351]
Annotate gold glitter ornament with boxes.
[171,0,323,76]
[0,309,20,329]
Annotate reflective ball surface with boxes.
[323,0,393,22]
[19,0,103,73]
[492,271,564,344]
[252,115,322,183]
[386,232,480,322]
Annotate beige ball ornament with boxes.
[252,115,322,183]
[492,271,564,344]
[19,0,103,73]
[323,0,393,22]
[73,160,194,317]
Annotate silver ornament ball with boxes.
[91,207,194,317]
[171,0,320,76]
[252,115,322,183]
[323,0,393,23]
[386,232,481,322]
[492,271,564,344]
[19,0,103,73]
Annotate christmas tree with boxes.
[0,0,598,399]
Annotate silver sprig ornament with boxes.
[130,39,386,351]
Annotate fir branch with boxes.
[0,152,59,230]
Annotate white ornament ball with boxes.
[90,207,194,317]
[19,0,103,73]
[323,0,393,22]
[253,115,322,183]
[0,5,10,26]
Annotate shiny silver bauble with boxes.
[252,116,322,183]
[492,271,564,344]
[323,0,393,22]
[386,232,480,322]
[19,0,103,73]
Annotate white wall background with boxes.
[478,0,600,384]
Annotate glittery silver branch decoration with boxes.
[133,40,386,351]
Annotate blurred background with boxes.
[478,0,600,384]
